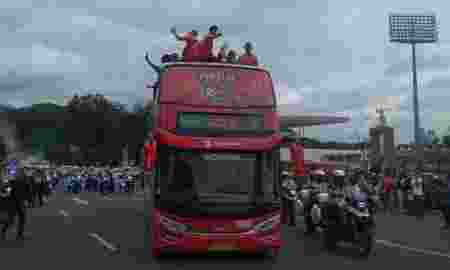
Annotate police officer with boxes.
[1,166,28,240]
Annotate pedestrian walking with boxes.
[1,166,29,240]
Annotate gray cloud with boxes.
[0,0,449,143]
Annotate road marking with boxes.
[72,197,89,206]
[59,210,69,217]
[376,239,450,259]
[88,233,118,252]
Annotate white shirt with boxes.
[412,177,424,196]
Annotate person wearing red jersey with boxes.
[289,142,305,186]
[170,27,199,61]
[196,25,222,61]
[142,133,157,190]
[237,42,258,66]
[215,43,228,62]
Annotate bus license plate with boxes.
[208,240,237,251]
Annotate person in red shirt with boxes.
[382,170,393,213]
[225,50,238,64]
[142,134,157,190]
[237,42,258,66]
[288,142,305,186]
[215,43,227,62]
[196,25,222,62]
[170,27,199,61]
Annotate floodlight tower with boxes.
[389,13,438,168]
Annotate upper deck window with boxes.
[159,65,275,107]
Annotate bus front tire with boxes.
[152,247,161,258]
[265,248,279,260]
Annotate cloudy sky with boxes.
[0,0,449,143]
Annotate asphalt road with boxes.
[1,188,450,270]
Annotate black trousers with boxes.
[36,183,44,206]
[281,198,295,226]
[439,202,450,225]
[1,200,26,238]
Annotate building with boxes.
[279,113,352,171]
[369,125,396,173]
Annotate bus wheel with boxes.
[152,247,161,258]
[266,248,279,260]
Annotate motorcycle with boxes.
[302,184,329,234]
[69,177,82,194]
[281,178,304,216]
[322,190,375,257]
[125,175,135,194]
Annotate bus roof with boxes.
[161,61,269,73]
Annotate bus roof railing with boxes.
[161,61,269,72]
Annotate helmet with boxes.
[334,169,345,177]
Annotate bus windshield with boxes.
[157,149,277,216]
[159,66,275,107]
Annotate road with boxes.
[1,189,450,270]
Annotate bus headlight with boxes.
[253,214,280,234]
[159,215,191,234]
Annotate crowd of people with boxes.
[0,161,150,240]
[282,164,450,230]
[158,25,258,65]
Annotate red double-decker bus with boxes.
[149,62,282,258]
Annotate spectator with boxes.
[238,42,258,66]
[398,173,408,213]
[196,25,222,61]
[411,170,425,219]
[382,171,393,214]
[215,43,228,62]
[170,27,199,61]
[161,52,179,63]
[226,50,238,64]
[142,134,157,190]
[288,142,305,187]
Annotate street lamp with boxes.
[389,13,438,168]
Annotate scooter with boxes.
[322,191,375,257]
[302,184,329,234]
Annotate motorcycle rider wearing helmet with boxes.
[303,169,325,235]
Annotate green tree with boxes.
[442,127,450,146]
[427,129,440,144]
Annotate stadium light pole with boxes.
[389,13,438,169]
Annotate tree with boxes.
[65,93,123,163]
[427,129,439,145]
[442,127,450,146]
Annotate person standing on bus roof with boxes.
[226,50,238,64]
[238,42,258,66]
[196,25,222,62]
[215,43,228,62]
[170,27,199,62]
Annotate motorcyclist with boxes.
[303,169,326,235]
